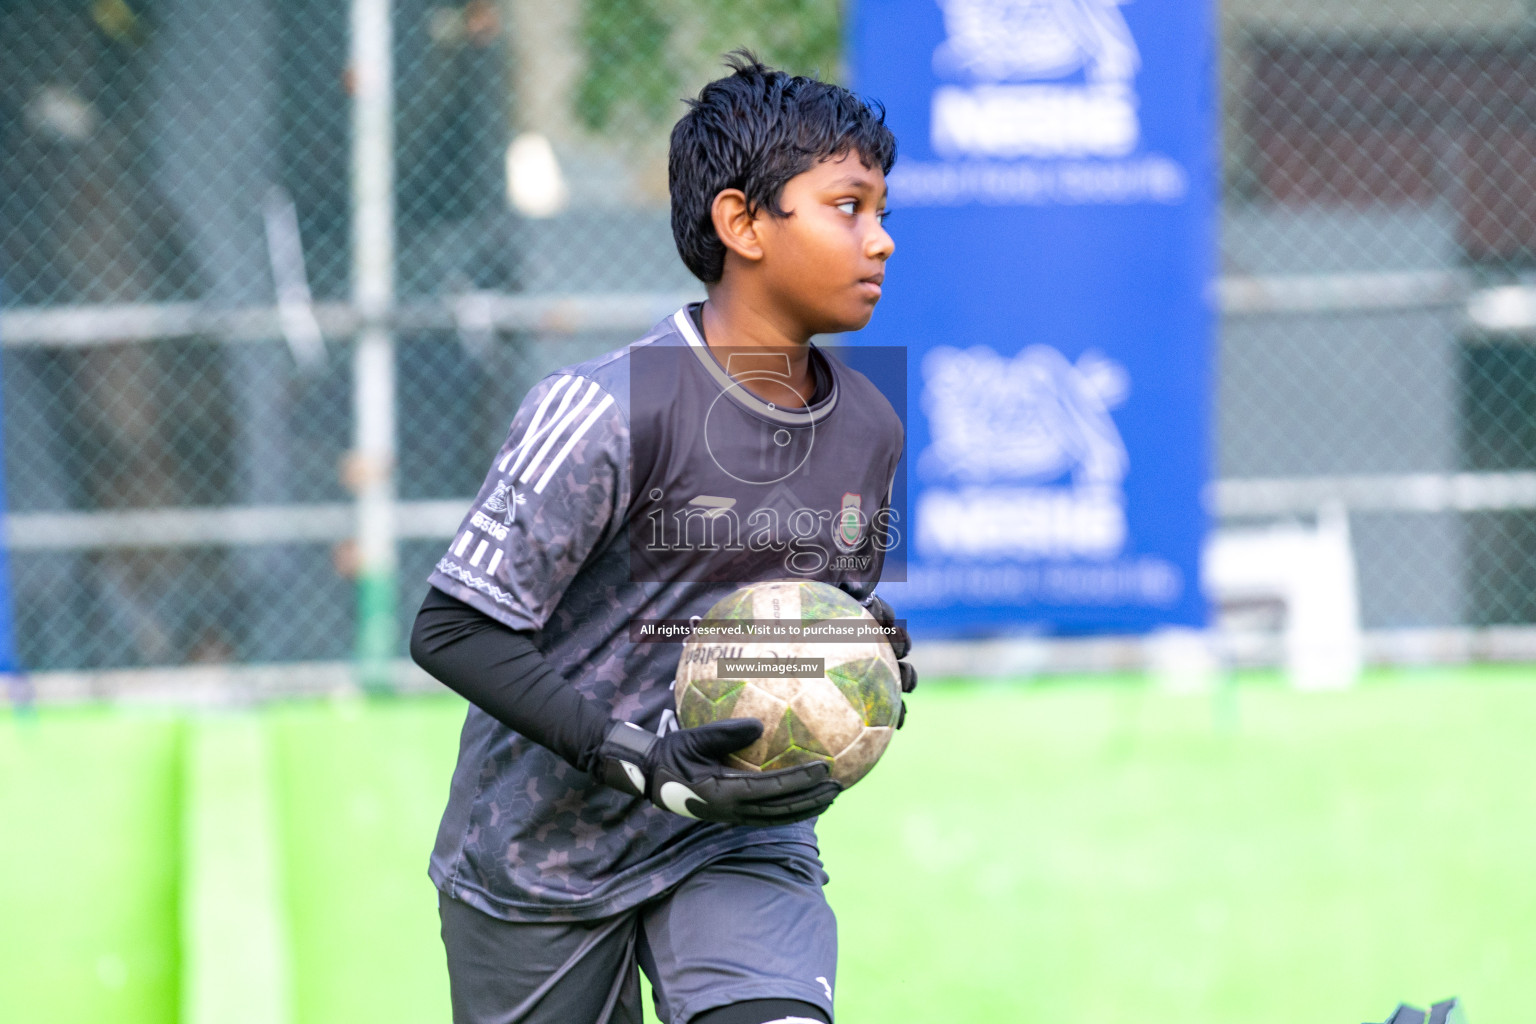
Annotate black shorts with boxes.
[438,840,837,1024]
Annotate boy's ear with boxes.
[710,188,765,265]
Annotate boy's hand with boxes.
[863,594,917,728]
[596,720,840,825]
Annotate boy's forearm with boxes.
[409,587,611,773]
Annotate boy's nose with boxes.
[867,224,894,261]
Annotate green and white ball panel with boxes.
[678,580,902,788]
[676,676,745,725]
[828,657,901,728]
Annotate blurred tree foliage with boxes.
[575,0,843,134]
[575,0,676,132]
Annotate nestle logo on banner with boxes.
[930,0,1140,158]
[916,345,1129,560]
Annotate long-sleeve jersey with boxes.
[426,305,903,921]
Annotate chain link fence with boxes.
[3,0,1536,678]
[1218,0,1536,641]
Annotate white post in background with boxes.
[349,0,397,692]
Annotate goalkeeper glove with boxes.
[864,594,917,728]
[595,719,840,825]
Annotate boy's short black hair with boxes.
[669,51,897,284]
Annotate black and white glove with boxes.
[864,594,918,728]
[595,719,841,825]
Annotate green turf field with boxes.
[2,670,1533,1023]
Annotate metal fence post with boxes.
[350,0,398,692]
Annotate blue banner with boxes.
[852,0,1215,635]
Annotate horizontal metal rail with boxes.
[8,471,1536,551]
[5,500,467,550]
[0,290,704,348]
[19,623,1536,704]
[1210,471,1536,517]
[6,274,1536,350]
[1214,269,1468,315]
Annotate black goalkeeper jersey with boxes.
[427,305,903,921]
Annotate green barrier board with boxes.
[181,717,290,1024]
[3,675,1535,1024]
[0,712,181,1024]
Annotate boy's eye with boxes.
[835,200,857,216]
[876,209,890,225]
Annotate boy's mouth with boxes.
[857,273,885,299]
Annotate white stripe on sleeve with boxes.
[500,375,576,475]
[533,394,617,495]
[518,381,599,485]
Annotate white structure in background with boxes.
[506,132,569,218]
[350,0,399,688]
[1203,502,1363,689]
[1146,625,1221,693]
[261,186,326,370]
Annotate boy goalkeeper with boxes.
[412,53,915,1024]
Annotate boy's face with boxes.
[756,151,894,336]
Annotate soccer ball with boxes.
[674,580,902,788]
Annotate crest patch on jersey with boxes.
[833,492,865,553]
